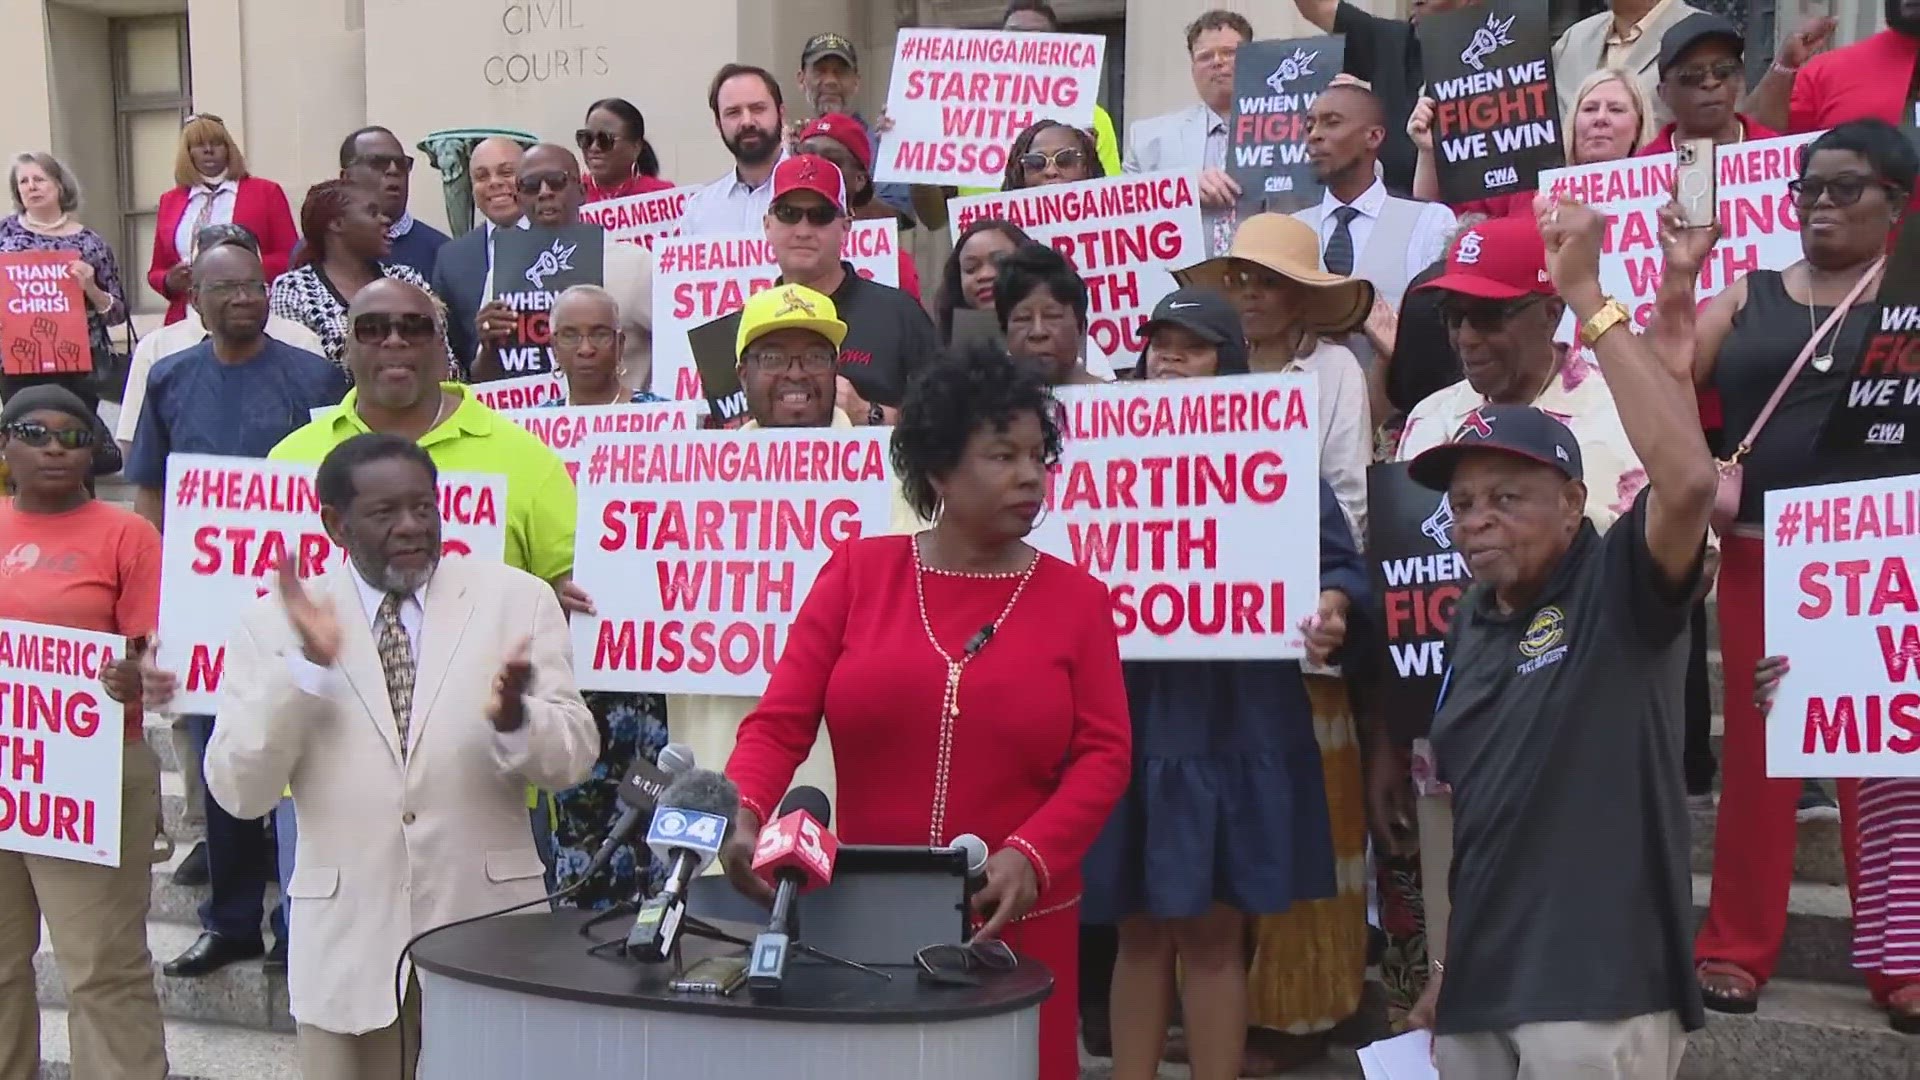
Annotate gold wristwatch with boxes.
[1578,299,1632,347]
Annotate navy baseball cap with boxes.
[1408,404,1584,491]
[1658,13,1744,76]
[1137,287,1248,373]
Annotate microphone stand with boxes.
[592,910,891,981]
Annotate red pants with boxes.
[1692,536,1914,1002]
[1003,905,1079,1080]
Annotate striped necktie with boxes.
[1324,205,1360,276]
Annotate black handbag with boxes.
[86,288,138,405]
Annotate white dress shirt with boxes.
[1308,179,1457,291]
[480,217,531,296]
[175,178,239,260]
[679,151,789,237]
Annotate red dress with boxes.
[726,535,1131,1080]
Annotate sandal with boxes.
[1697,960,1760,1015]
[1889,985,1920,1035]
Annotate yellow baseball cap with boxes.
[735,284,849,357]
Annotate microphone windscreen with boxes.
[775,785,832,829]
[657,743,697,777]
[659,769,742,821]
[950,833,989,876]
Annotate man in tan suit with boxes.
[1553,0,1705,128]
[139,433,598,1079]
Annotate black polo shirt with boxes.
[1335,1,1421,197]
[1431,490,1706,1037]
[779,262,939,411]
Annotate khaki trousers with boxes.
[297,976,420,1080]
[0,740,168,1080]
[1435,1010,1689,1080]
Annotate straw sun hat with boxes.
[1174,213,1375,337]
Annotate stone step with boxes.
[147,839,280,931]
[1691,801,1846,887]
[34,919,292,1033]
[1681,977,1915,1079]
[36,1005,296,1080]
[1690,873,1855,986]
[146,716,183,776]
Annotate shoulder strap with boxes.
[1734,258,1882,456]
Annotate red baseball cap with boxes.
[795,114,872,173]
[1416,216,1553,300]
[771,154,848,213]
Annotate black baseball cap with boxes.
[1137,287,1248,374]
[1658,13,1744,76]
[801,32,858,68]
[1407,404,1584,491]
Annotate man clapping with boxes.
[134,433,597,1079]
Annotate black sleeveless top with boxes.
[1712,269,1881,524]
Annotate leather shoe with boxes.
[163,932,263,977]
[171,841,209,887]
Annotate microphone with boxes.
[579,743,695,887]
[625,768,739,962]
[947,833,989,886]
[746,786,840,989]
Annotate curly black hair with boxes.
[1002,119,1106,191]
[892,342,1064,521]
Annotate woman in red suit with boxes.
[723,346,1131,1080]
[148,114,296,324]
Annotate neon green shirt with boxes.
[269,383,577,583]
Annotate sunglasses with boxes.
[575,129,626,153]
[1668,60,1743,88]
[1220,266,1288,291]
[351,152,416,174]
[4,422,93,450]
[770,202,840,226]
[1787,173,1899,209]
[1018,147,1085,173]
[352,312,438,345]
[1437,294,1543,331]
[914,940,1017,986]
[517,170,576,195]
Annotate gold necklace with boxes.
[912,534,1040,844]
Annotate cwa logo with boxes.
[1866,421,1908,446]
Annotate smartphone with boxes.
[1675,138,1717,229]
[669,954,748,995]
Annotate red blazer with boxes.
[148,176,298,324]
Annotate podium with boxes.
[410,877,1051,1079]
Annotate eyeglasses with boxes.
[915,940,1017,982]
[556,327,618,349]
[1018,147,1085,173]
[744,348,837,374]
[1668,60,1743,88]
[3,422,93,450]
[1436,295,1543,331]
[575,129,625,153]
[770,202,841,226]
[1788,173,1897,209]
[517,171,576,195]
[352,312,439,345]
[197,280,268,299]
[351,153,416,174]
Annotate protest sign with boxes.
[650,221,899,408]
[1819,214,1920,455]
[1030,374,1321,659]
[572,428,896,695]
[502,402,704,481]
[1764,475,1920,777]
[471,371,568,411]
[579,186,690,251]
[157,455,507,714]
[949,172,1206,369]
[1538,131,1816,336]
[1416,0,1563,203]
[490,225,606,376]
[1367,463,1471,738]
[0,252,90,376]
[1229,36,1343,215]
[875,28,1105,188]
[0,621,125,866]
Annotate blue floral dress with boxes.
[540,389,671,907]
